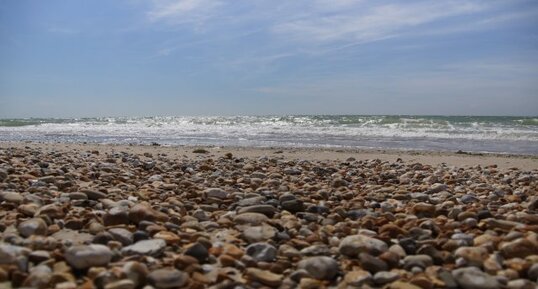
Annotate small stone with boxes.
[281,199,305,212]
[64,244,112,270]
[246,268,283,287]
[412,202,436,218]
[122,261,148,288]
[104,279,136,289]
[373,271,400,285]
[452,267,500,289]
[204,188,228,199]
[339,234,388,257]
[128,204,167,224]
[108,228,133,246]
[121,239,166,256]
[387,281,422,289]
[455,246,489,267]
[506,279,536,289]
[18,218,48,237]
[299,278,323,289]
[81,189,107,200]
[52,229,93,245]
[103,207,130,226]
[153,231,180,245]
[245,242,277,262]
[29,250,51,263]
[242,224,277,243]
[527,263,538,281]
[438,270,458,289]
[35,204,65,219]
[184,242,209,263]
[410,276,434,289]
[344,269,372,287]
[359,253,388,273]
[237,205,277,217]
[500,238,538,258]
[23,264,52,289]
[297,256,339,280]
[147,268,189,289]
[403,255,433,270]
[233,212,269,226]
[0,191,23,204]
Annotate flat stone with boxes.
[339,234,388,257]
[298,256,339,280]
[108,228,133,246]
[52,229,93,245]
[242,224,277,243]
[64,244,112,269]
[359,253,388,273]
[506,279,536,289]
[373,271,400,285]
[0,191,23,204]
[452,267,500,289]
[246,268,283,287]
[104,279,136,289]
[233,212,269,226]
[204,188,228,199]
[238,205,277,217]
[82,189,107,200]
[122,239,166,256]
[148,268,188,289]
[153,231,180,244]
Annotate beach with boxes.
[1,141,537,288]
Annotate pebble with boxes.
[344,269,372,287]
[237,204,277,217]
[233,212,269,225]
[373,271,400,285]
[0,145,536,289]
[147,268,189,289]
[204,188,228,199]
[121,239,166,256]
[246,242,277,262]
[339,234,388,257]
[297,256,339,280]
[64,244,112,269]
[452,267,500,289]
[17,218,48,237]
[242,224,277,243]
[246,267,283,287]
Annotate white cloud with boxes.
[147,0,222,25]
[273,1,485,44]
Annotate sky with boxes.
[0,0,537,117]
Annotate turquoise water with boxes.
[0,115,537,154]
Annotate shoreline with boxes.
[1,141,536,170]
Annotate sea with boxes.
[0,115,537,155]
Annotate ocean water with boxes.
[0,115,537,155]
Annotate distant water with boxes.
[1,115,537,155]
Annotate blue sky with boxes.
[0,0,537,117]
